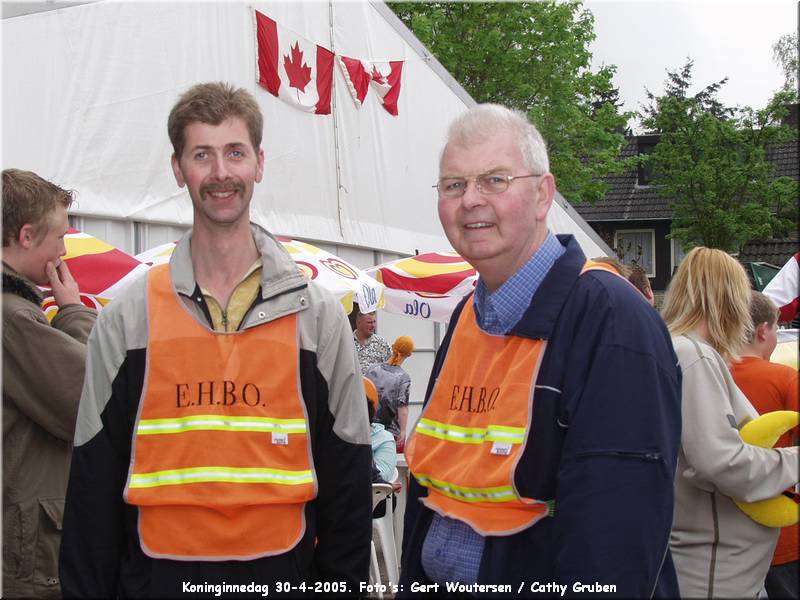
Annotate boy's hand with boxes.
[47,260,82,307]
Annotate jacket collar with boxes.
[169,223,308,300]
[2,262,43,306]
[506,234,586,340]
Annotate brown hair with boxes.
[627,263,653,297]
[167,82,263,159]
[591,257,631,277]
[2,168,73,247]
[661,247,752,362]
[747,291,778,342]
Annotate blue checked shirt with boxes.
[420,232,565,585]
[473,232,565,334]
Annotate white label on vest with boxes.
[490,441,512,456]
[272,432,289,445]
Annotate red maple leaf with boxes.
[283,42,312,93]
[370,65,387,85]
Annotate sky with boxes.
[585,0,798,130]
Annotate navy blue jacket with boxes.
[400,235,681,598]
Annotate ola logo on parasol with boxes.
[320,258,358,280]
[295,261,319,280]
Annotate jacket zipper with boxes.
[575,450,663,462]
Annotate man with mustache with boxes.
[59,82,371,597]
[400,105,682,597]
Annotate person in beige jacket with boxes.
[662,247,799,599]
[2,169,96,598]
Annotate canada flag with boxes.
[338,55,404,116]
[255,10,334,115]
[764,251,800,322]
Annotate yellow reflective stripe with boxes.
[129,466,313,488]
[485,425,525,443]
[417,418,486,444]
[416,418,525,445]
[414,473,517,503]
[137,415,307,435]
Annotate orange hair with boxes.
[363,377,379,409]
[388,336,415,366]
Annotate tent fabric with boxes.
[771,329,798,370]
[3,1,610,260]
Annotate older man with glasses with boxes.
[400,104,682,598]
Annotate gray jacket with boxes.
[670,334,799,598]
[59,224,372,597]
[2,262,96,598]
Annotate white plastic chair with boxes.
[370,483,394,598]
[373,474,400,588]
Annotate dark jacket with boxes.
[2,263,96,598]
[59,225,372,597]
[400,235,682,598]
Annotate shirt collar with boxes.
[473,231,565,334]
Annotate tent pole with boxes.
[328,0,345,239]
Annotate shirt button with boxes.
[258,311,266,319]
[299,296,307,306]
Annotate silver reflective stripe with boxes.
[414,473,517,503]
[137,415,307,435]
[129,466,313,488]
[416,418,525,445]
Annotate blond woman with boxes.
[662,247,799,598]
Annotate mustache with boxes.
[200,181,245,196]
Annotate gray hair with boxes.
[441,104,550,175]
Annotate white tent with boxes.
[2,0,611,259]
[3,0,613,410]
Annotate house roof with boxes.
[766,141,799,179]
[574,137,798,223]
[572,140,671,222]
[739,229,799,268]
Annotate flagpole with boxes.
[328,0,345,239]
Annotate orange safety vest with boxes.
[124,264,316,560]
[406,260,626,536]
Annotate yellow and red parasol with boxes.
[367,252,477,322]
[41,229,149,321]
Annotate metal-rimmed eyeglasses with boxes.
[433,172,540,199]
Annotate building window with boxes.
[68,215,83,231]
[636,136,660,186]
[615,229,656,277]
[670,237,686,275]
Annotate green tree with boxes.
[772,31,798,101]
[388,1,634,203]
[641,60,797,251]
